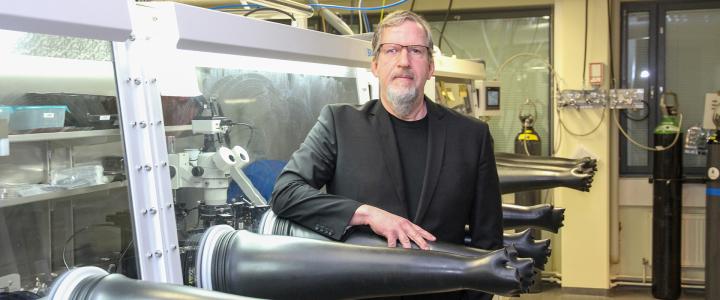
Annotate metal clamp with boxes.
[660,91,679,117]
[518,99,538,128]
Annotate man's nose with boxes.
[396,48,410,66]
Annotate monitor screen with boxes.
[486,87,500,109]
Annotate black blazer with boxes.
[271,98,502,250]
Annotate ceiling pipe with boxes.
[171,0,313,18]
[306,0,354,35]
[170,0,354,34]
[248,0,314,18]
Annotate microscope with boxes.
[168,100,268,232]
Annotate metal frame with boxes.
[420,6,553,22]
[417,7,554,156]
[433,56,486,80]
[620,0,720,176]
[111,3,183,283]
[619,2,657,176]
[0,0,132,41]
[170,3,373,68]
[158,2,485,93]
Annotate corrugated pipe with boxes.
[306,0,354,35]
[252,0,313,16]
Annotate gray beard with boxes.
[386,85,419,117]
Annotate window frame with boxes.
[415,7,555,156]
[619,2,658,176]
[317,6,555,156]
[620,0,720,176]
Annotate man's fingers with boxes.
[408,232,429,250]
[398,233,412,249]
[386,233,397,248]
[413,224,437,241]
[398,222,425,249]
[418,230,436,241]
[365,208,437,250]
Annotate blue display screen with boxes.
[486,87,500,109]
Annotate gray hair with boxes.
[371,10,434,61]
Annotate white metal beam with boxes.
[112,5,183,283]
[0,0,132,41]
[170,3,373,68]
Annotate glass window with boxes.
[623,12,652,170]
[428,14,552,155]
[162,52,361,235]
[665,8,720,170]
[0,28,135,296]
[620,4,720,175]
[192,67,359,160]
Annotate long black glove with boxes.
[496,152,596,194]
[47,266,258,300]
[502,203,565,233]
[495,152,597,171]
[498,165,593,193]
[462,228,552,269]
[347,227,550,271]
[502,229,551,269]
[261,211,551,269]
[198,226,534,299]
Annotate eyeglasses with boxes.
[377,43,430,59]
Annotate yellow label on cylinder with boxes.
[517,133,539,141]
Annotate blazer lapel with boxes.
[370,101,407,211]
[413,100,447,224]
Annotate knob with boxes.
[191,166,204,177]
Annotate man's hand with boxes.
[350,204,436,249]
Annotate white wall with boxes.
[616,178,706,282]
[552,0,612,290]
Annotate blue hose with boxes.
[309,0,407,11]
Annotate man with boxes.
[271,10,502,300]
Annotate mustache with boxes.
[392,71,414,79]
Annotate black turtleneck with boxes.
[388,112,429,220]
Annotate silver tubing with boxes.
[196,224,235,290]
[46,266,108,300]
[257,210,277,235]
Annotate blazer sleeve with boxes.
[271,105,363,240]
[467,123,504,250]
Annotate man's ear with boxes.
[371,59,379,77]
[427,59,435,80]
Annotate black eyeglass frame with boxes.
[375,43,432,58]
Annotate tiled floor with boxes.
[498,283,705,299]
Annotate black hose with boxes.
[244,7,296,21]
[582,0,589,85]
[437,0,454,51]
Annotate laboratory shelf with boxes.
[0,180,128,209]
[8,125,193,143]
[164,125,192,133]
[9,129,119,143]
